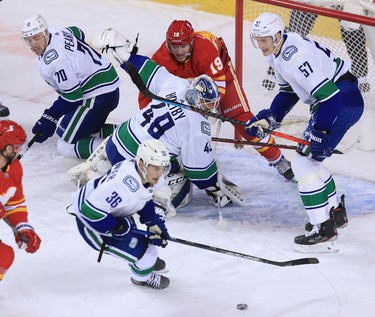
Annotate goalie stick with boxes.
[124,62,310,146]
[212,137,343,154]
[132,229,319,267]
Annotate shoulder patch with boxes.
[201,121,211,136]
[123,175,140,192]
[44,49,59,65]
[282,45,298,61]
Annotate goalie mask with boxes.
[185,75,220,112]
[136,139,171,180]
[250,12,284,49]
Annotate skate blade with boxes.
[293,240,339,253]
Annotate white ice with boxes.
[1,1,375,316]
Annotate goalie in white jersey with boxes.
[71,139,171,290]
[246,13,364,252]
[69,29,244,215]
[21,14,121,159]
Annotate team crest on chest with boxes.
[122,175,140,192]
[282,45,298,61]
[44,49,58,65]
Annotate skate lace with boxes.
[305,224,321,237]
[147,273,161,288]
[274,157,291,174]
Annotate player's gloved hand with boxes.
[32,109,60,143]
[14,223,41,254]
[110,217,135,240]
[245,109,280,139]
[310,128,332,162]
[147,214,170,248]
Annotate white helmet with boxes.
[21,14,48,38]
[136,139,170,178]
[250,12,284,46]
[185,75,220,112]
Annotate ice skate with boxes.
[305,195,348,232]
[0,102,10,120]
[131,273,170,290]
[153,257,168,274]
[270,155,295,180]
[294,218,338,253]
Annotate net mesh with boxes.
[241,0,375,135]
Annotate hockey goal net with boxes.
[235,0,375,150]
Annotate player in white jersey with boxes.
[69,30,244,215]
[21,14,121,159]
[246,13,364,252]
[71,139,171,290]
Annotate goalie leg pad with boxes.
[67,137,111,186]
[216,172,245,206]
[166,172,193,208]
[153,185,177,218]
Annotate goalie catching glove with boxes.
[92,28,138,64]
[245,109,281,139]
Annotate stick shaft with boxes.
[124,61,309,146]
[132,229,319,267]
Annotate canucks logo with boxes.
[282,45,298,61]
[44,49,58,65]
[201,121,211,136]
[123,175,140,192]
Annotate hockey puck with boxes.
[237,304,248,310]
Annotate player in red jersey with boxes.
[0,120,41,281]
[139,20,294,180]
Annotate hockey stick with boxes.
[132,229,319,267]
[212,137,343,154]
[3,218,29,243]
[124,62,309,146]
[17,133,40,160]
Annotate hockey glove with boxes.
[14,223,41,254]
[245,109,281,139]
[32,109,60,143]
[310,128,332,162]
[147,215,170,248]
[110,217,135,240]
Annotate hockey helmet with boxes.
[251,12,284,46]
[21,14,48,38]
[136,139,170,178]
[185,75,220,112]
[166,20,194,46]
[0,120,27,151]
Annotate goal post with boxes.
[235,0,375,151]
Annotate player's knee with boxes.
[292,154,321,180]
[57,139,76,158]
[0,242,15,280]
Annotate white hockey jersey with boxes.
[38,26,121,103]
[267,32,350,105]
[72,160,162,234]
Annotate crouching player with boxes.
[71,139,172,290]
